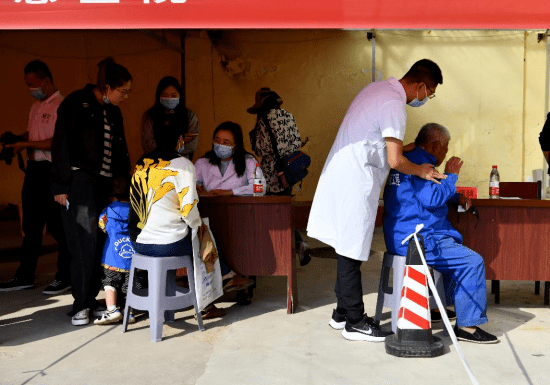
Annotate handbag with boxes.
[263,117,311,188]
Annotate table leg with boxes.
[544,282,549,306]
[535,281,541,295]
[493,280,500,304]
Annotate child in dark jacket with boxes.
[95,175,135,325]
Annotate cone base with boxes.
[385,333,444,358]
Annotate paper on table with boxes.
[499,197,521,199]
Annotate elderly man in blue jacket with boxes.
[383,122,498,344]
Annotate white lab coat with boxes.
[194,154,266,196]
[307,77,407,261]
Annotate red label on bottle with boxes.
[489,187,499,196]
[254,184,263,193]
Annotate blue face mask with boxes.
[213,143,234,159]
[29,86,46,100]
[103,93,111,105]
[407,84,429,108]
[160,97,180,110]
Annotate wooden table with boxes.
[198,196,297,313]
[448,199,550,304]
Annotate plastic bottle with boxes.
[489,165,500,199]
[253,163,265,196]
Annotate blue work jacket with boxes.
[382,147,462,256]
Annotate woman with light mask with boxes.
[141,76,199,160]
[193,121,261,318]
[194,121,265,197]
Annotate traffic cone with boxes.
[385,234,444,357]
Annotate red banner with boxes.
[1,0,550,30]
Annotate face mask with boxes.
[407,84,429,108]
[177,140,185,154]
[29,86,46,100]
[213,143,234,159]
[103,94,111,104]
[160,97,180,110]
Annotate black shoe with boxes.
[431,308,457,323]
[341,315,393,342]
[454,325,499,344]
[298,242,311,266]
[329,309,346,330]
[42,279,71,295]
[0,276,34,292]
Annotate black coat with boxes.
[51,84,131,195]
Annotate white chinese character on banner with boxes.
[80,0,120,3]
[14,0,57,3]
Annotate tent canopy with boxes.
[2,0,550,29]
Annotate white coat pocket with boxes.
[363,140,388,169]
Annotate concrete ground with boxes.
[1,227,549,385]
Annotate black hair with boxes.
[24,60,53,83]
[143,76,188,147]
[96,57,132,93]
[112,175,131,201]
[203,121,253,177]
[403,59,443,88]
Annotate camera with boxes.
[0,132,25,165]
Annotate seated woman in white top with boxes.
[195,121,266,197]
[194,122,265,318]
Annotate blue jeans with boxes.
[425,236,488,327]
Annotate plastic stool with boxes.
[122,253,205,342]
[374,252,446,333]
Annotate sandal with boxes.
[200,304,228,320]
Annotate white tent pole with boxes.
[544,30,550,198]
[372,30,376,83]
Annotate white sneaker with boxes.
[72,309,90,326]
[92,306,107,317]
[94,308,123,325]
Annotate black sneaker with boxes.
[329,309,347,330]
[431,308,457,323]
[298,242,312,266]
[42,279,71,295]
[454,325,499,344]
[0,276,34,292]
[342,315,393,342]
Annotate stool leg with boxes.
[149,261,164,342]
[374,265,387,325]
[165,269,176,322]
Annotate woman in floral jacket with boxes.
[247,88,311,266]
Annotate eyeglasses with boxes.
[213,139,234,147]
[116,88,131,96]
[425,84,436,99]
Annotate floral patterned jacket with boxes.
[249,108,301,193]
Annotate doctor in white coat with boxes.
[307,59,446,342]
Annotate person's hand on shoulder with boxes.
[418,163,447,184]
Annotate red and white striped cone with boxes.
[385,234,444,357]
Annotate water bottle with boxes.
[489,165,500,199]
[253,163,264,196]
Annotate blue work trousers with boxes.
[425,236,488,327]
